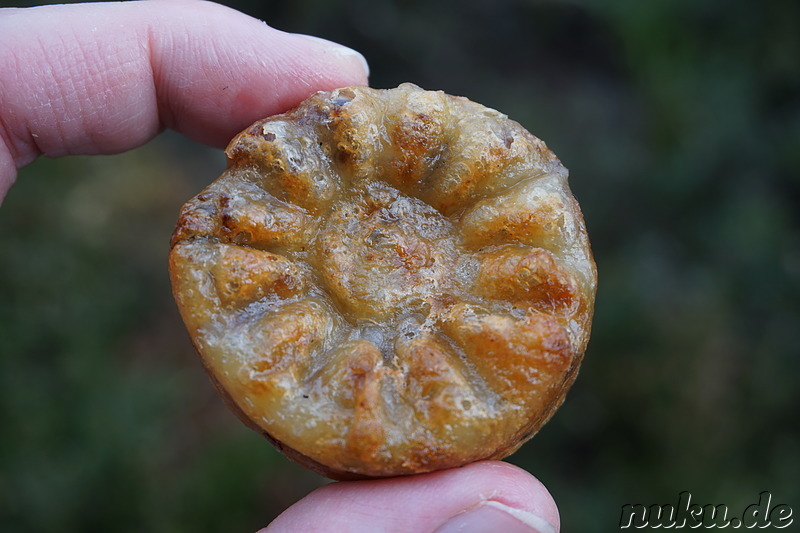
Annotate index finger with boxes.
[0,0,369,202]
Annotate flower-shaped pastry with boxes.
[169,83,597,479]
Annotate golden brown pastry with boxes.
[169,83,597,480]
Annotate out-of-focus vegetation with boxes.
[1,0,798,531]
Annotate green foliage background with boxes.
[1,0,798,531]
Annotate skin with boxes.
[0,1,560,530]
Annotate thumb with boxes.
[262,461,560,533]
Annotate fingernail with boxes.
[434,501,557,533]
[294,34,370,78]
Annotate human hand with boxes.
[0,0,368,203]
[0,2,560,531]
[264,461,559,532]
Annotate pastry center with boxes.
[317,184,460,324]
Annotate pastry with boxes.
[169,83,597,479]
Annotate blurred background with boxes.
[1,0,798,531]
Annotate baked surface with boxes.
[169,83,597,479]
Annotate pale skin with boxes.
[0,1,560,531]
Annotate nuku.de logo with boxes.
[619,491,793,529]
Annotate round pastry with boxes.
[168,83,597,480]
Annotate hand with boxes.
[0,2,560,531]
[264,461,559,532]
[0,0,368,203]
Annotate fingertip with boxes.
[146,2,371,147]
[263,461,559,533]
[448,461,560,531]
[292,33,370,80]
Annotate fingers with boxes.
[0,0,369,202]
[262,461,560,533]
